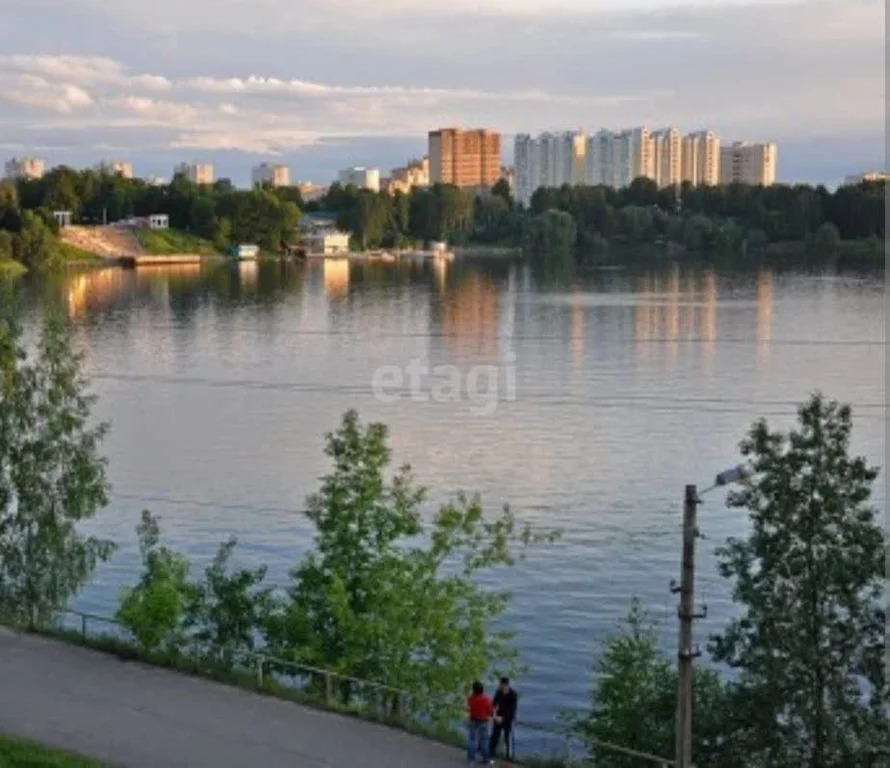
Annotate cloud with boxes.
[0,0,882,184]
[3,75,94,113]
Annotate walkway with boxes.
[0,629,464,768]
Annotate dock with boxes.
[120,253,213,268]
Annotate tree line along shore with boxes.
[0,167,884,274]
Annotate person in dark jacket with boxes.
[489,677,518,760]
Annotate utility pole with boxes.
[674,484,702,768]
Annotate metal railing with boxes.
[41,608,672,766]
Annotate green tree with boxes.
[569,600,742,768]
[0,317,114,627]
[522,209,577,260]
[117,510,192,654]
[711,394,887,767]
[491,178,514,207]
[14,211,59,270]
[0,231,13,262]
[264,410,551,718]
[186,538,272,667]
[811,222,840,257]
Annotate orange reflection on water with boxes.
[700,270,718,361]
[441,273,499,359]
[237,260,258,289]
[432,255,449,295]
[66,268,127,319]
[323,258,350,299]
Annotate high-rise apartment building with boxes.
[4,157,45,180]
[652,128,681,187]
[843,170,890,185]
[428,128,501,189]
[95,160,134,179]
[175,162,215,184]
[338,166,380,192]
[385,157,430,194]
[719,142,777,186]
[514,131,586,205]
[585,127,654,188]
[252,163,290,187]
[681,131,720,186]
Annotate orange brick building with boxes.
[428,128,502,189]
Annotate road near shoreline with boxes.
[0,629,463,768]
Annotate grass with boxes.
[56,242,104,264]
[134,228,220,256]
[0,260,27,279]
[0,735,108,767]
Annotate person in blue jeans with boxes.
[466,681,494,763]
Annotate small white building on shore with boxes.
[300,214,351,255]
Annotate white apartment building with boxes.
[514,131,586,206]
[338,166,380,192]
[843,171,889,185]
[585,127,654,188]
[719,142,777,186]
[652,128,681,188]
[4,156,45,180]
[95,160,134,178]
[681,131,720,186]
[175,162,214,184]
[252,163,290,188]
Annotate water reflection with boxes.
[756,270,773,366]
[66,268,122,319]
[701,270,718,365]
[323,259,350,299]
[439,272,499,360]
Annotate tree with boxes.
[186,538,273,667]
[14,211,59,270]
[569,600,742,768]
[0,316,114,626]
[811,222,840,257]
[522,209,577,261]
[711,394,887,767]
[491,178,514,207]
[264,410,551,719]
[117,510,192,654]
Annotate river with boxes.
[12,256,886,737]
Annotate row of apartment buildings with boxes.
[4,157,136,181]
[514,129,777,205]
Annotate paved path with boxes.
[0,629,465,768]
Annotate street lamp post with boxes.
[674,464,751,768]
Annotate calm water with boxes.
[14,257,886,729]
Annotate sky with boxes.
[0,0,884,187]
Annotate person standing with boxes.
[489,677,518,761]
[467,681,494,764]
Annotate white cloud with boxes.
[0,0,881,182]
[2,75,94,113]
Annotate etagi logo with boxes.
[371,354,517,416]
